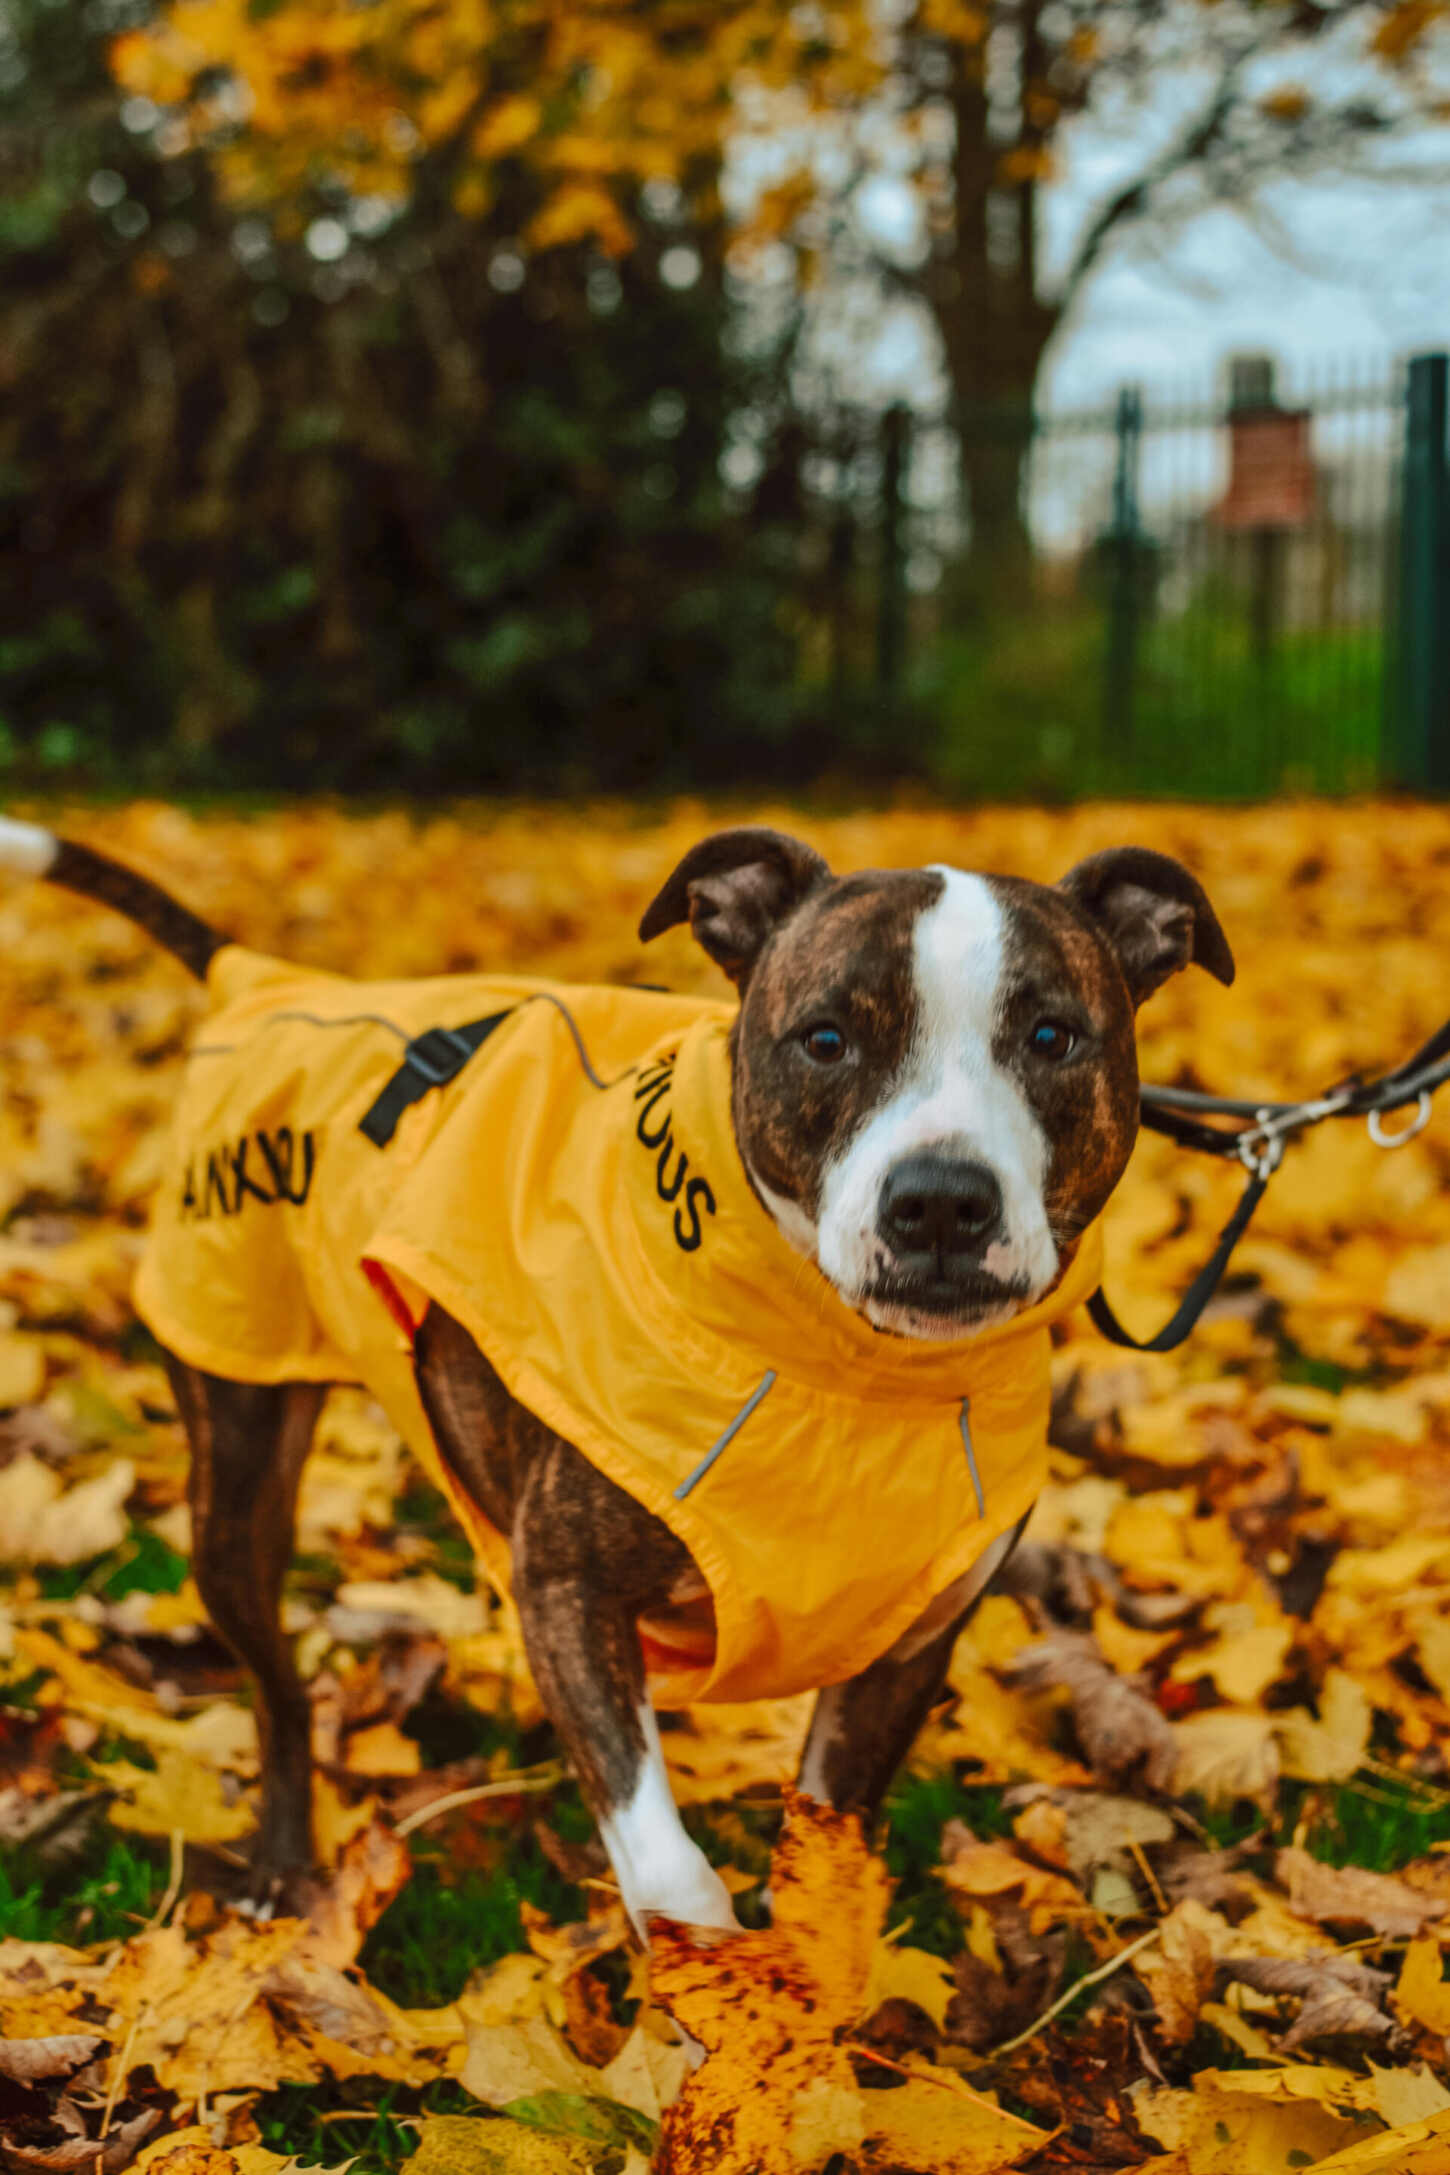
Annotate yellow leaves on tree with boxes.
[107,0,886,251]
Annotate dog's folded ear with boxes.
[1058,847,1234,1007]
[639,827,830,988]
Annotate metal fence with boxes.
[794,353,1450,798]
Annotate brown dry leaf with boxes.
[1,2106,163,2172]
[1221,1952,1403,2053]
[945,1944,1060,2055]
[288,1812,412,1967]
[1135,1899,1222,2045]
[0,2034,102,2083]
[1277,1846,1445,1938]
[1003,1631,1178,1790]
[1015,1786,1176,1878]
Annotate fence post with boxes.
[877,402,909,696]
[1102,385,1143,746]
[1398,353,1450,791]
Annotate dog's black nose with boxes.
[879,1154,1003,1264]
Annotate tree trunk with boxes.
[924,10,1059,609]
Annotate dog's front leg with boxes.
[798,1518,1029,1819]
[511,1452,739,1940]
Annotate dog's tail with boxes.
[0,817,228,980]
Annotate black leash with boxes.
[1092,1023,1450,1352]
[1089,1167,1272,1354]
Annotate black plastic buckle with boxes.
[404,1026,476,1086]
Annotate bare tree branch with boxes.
[1055,29,1279,311]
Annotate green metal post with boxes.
[1398,353,1450,790]
[1103,385,1144,750]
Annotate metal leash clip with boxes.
[1234,1085,1357,1180]
[1368,1091,1433,1149]
[1235,1114,1287,1181]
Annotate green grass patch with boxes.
[911,607,1386,801]
[360,1828,586,2008]
[37,1522,190,1604]
[0,1830,167,1945]
[1300,1774,1450,1871]
[252,2076,478,2173]
[1181,1772,1450,1872]
[881,1773,1011,1960]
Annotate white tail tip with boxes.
[0,817,57,877]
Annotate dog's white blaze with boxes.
[599,1704,740,1938]
[815,867,1057,1335]
[0,818,56,877]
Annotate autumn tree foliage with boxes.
[790,0,1450,575]
[104,0,1450,585]
[1,0,1445,782]
[0,1,823,789]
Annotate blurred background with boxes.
[1,0,1448,803]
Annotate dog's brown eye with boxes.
[802,1022,847,1064]
[1028,1019,1076,1061]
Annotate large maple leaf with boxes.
[648,1790,1046,2175]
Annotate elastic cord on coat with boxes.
[959,1398,985,1517]
[674,1372,777,1501]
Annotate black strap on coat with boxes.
[358,1012,513,1147]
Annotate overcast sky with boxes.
[784,48,1450,416]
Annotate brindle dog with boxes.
[0,817,1231,1933]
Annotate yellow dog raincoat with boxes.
[136,946,1103,1707]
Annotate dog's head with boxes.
[640,828,1233,1339]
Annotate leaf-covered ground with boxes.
[3,799,1450,2175]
